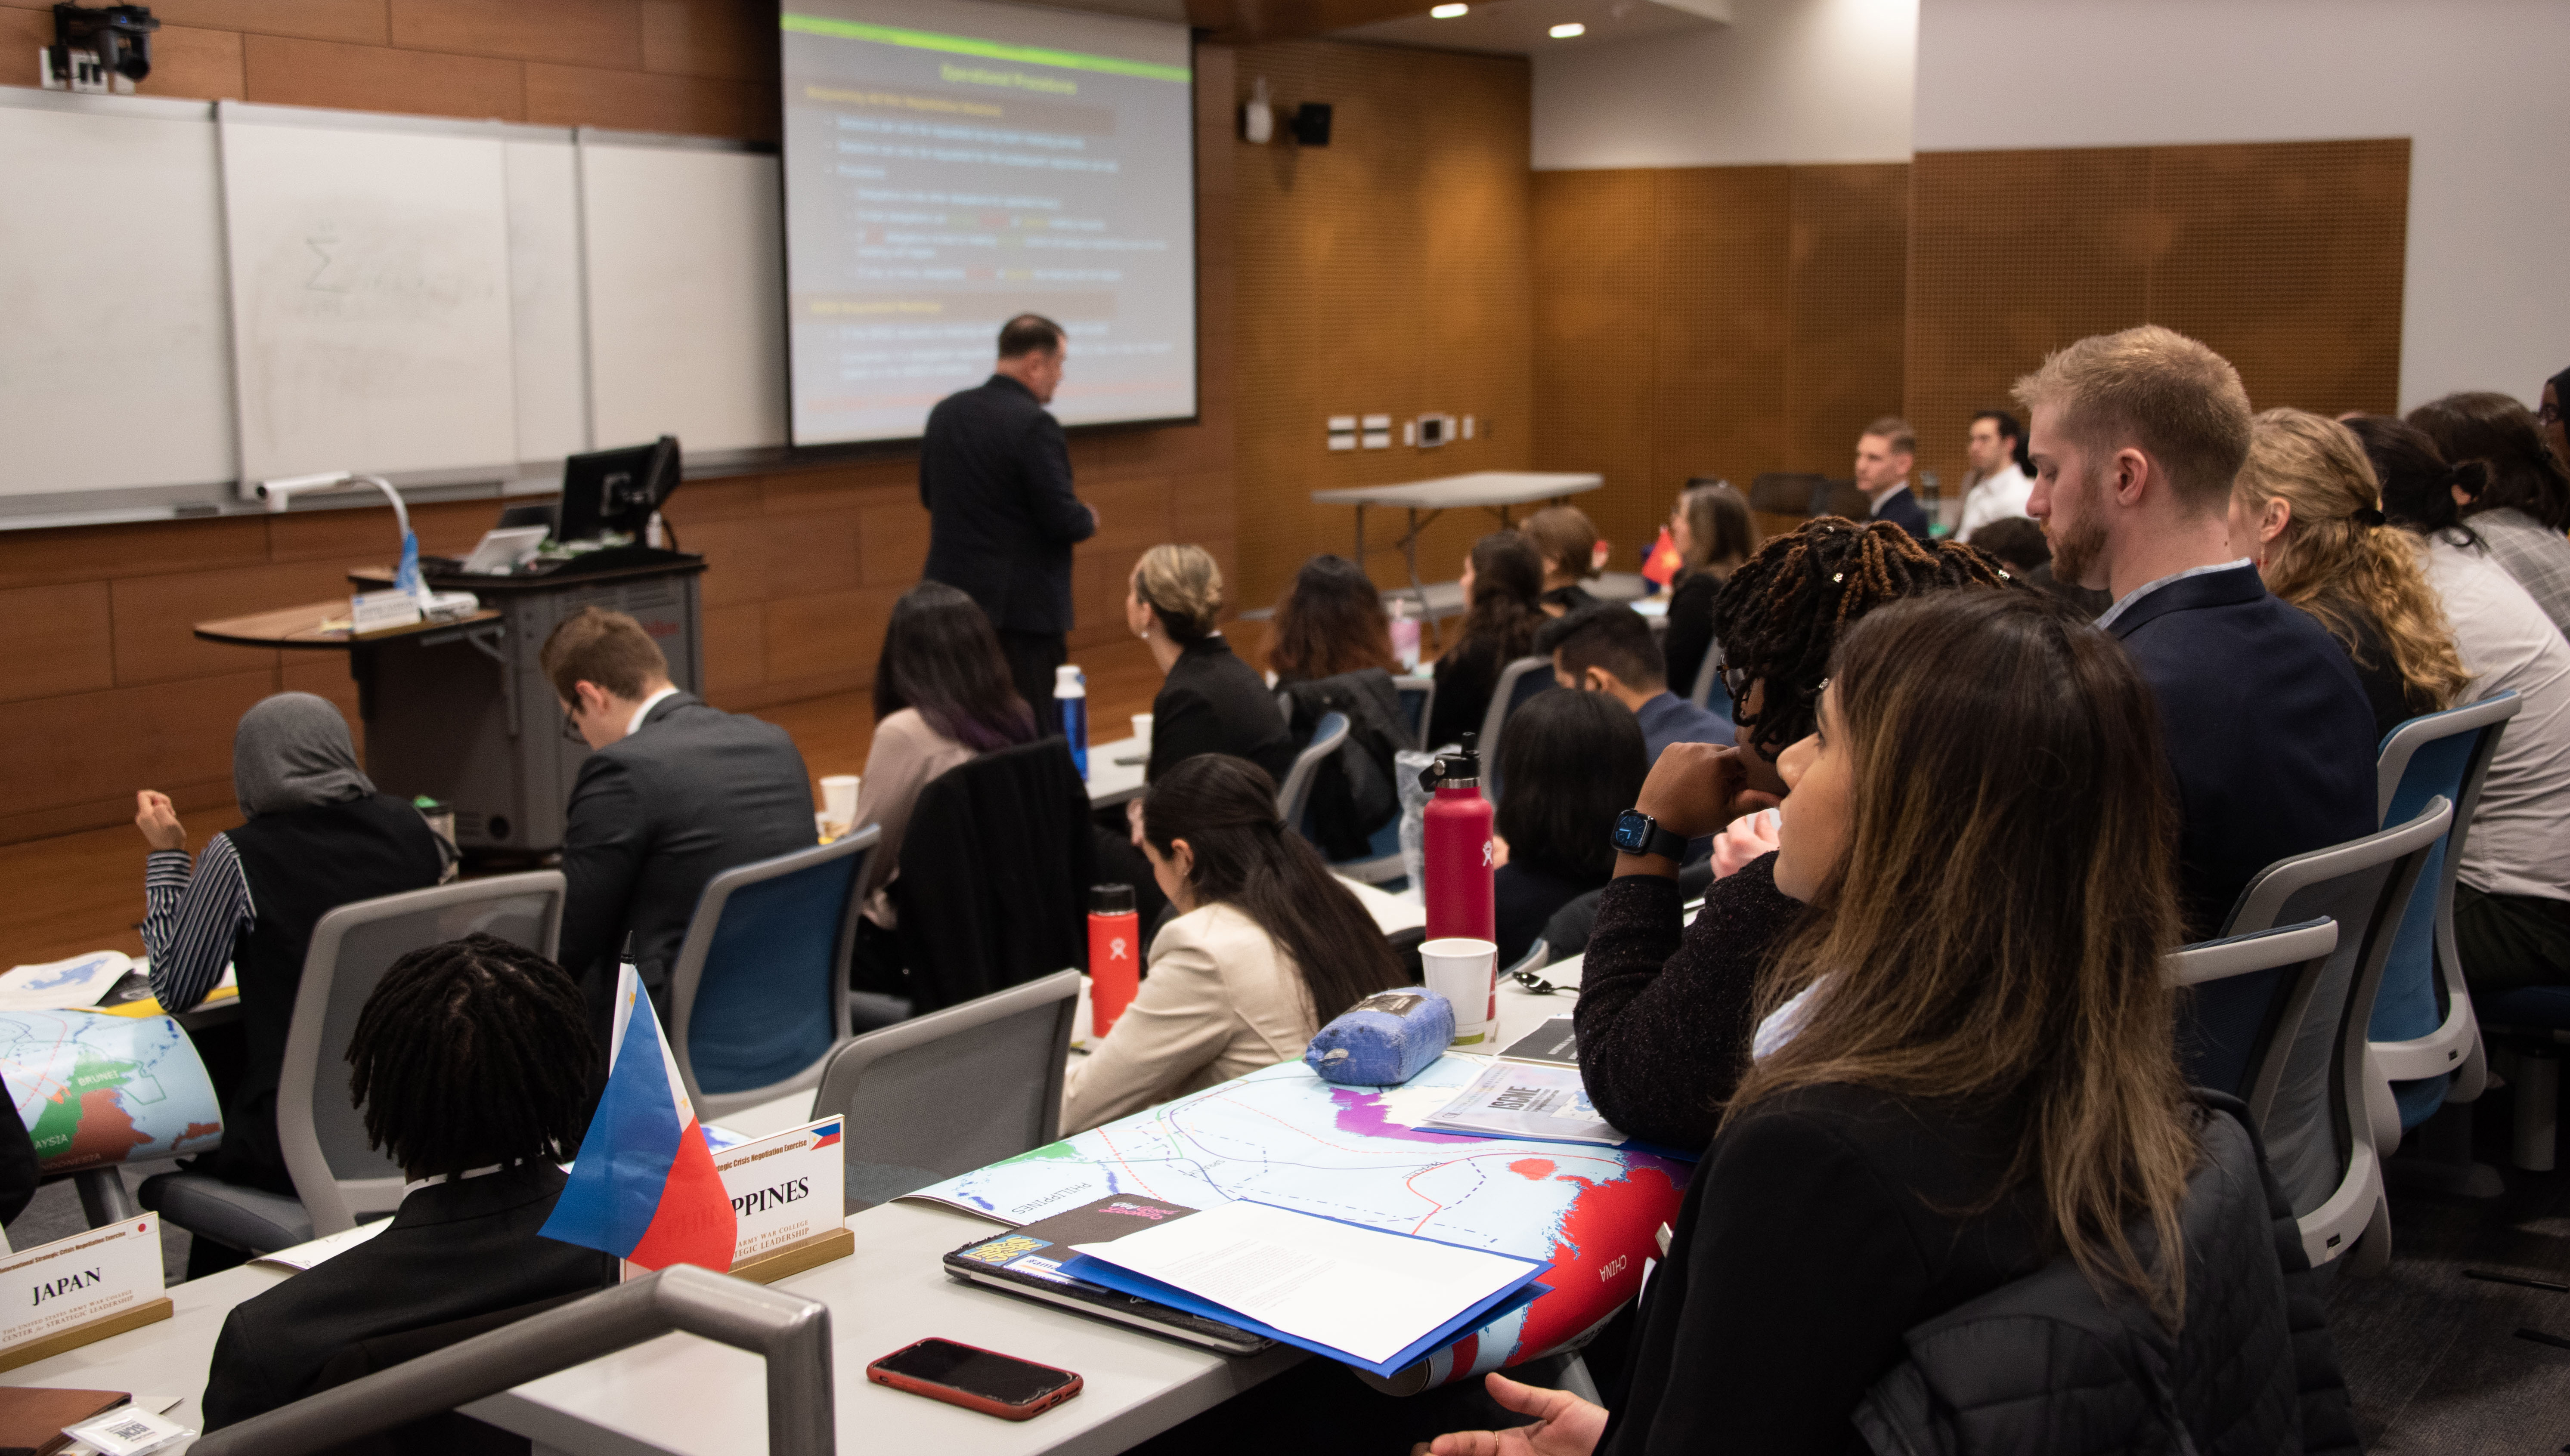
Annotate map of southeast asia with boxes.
[0,1012,224,1172]
[908,1057,1687,1385]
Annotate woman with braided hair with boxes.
[201,933,618,1432]
[1063,754,1408,1133]
[1572,516,2025,1152]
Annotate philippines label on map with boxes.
[0,1011,224,1173]
[904,1055,1688,1389]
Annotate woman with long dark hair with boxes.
[1427,532,1547,748]
[1429,592,2342,1453]
[1268,554,1396,686]
[852,582,1039,930]
[1491,690,1648,965]
[1658,481,1754,704]
[2406,391,2570,634]
[1063,754,1407,1132]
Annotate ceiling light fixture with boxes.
[1431,3,1467,15]
[1548,21,1584,36]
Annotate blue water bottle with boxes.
[1055,664,1089,778]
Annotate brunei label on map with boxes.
[0,1011,225,1173]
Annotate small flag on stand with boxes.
[1641,527,1684,588]
[540,964,737,1273]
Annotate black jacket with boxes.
[919,374,1097,634]
[1852,1096,2360,1456]
[2105,564,2375,940]
[1873,486,1932,541]
[1278,668,1412,859]
[892,737,1095,1012]
[201,1163,616,1431]
[1659,570,1722,705]
[557,692,816,1042]
[1147,637,1297,787]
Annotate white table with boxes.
[1310,473,1604,628]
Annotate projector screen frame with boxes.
[774,0,1203,451]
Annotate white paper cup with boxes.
[820,774,860,835]
[1419,937,1499,1046]
[1131,713,1154,748]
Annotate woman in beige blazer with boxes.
[1063,754,1409,1134]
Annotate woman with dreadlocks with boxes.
[201,934,618,1433]
[1571,518,2021,1151]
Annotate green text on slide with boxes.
[781,12,1192,84]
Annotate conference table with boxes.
[1311,472,1605,626]
[3,948,1576,1454]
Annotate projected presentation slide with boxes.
[782,0,1198,445]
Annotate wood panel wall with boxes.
[0,0,782,139]
[1904,139,2409,492]
[1532,163,1910,566]
[1227,40,1533,610]
[0,13,1238,846]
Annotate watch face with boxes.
[1612,809,1653,852]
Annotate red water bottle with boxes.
[1088,883,1141,1038]
[1420,733,1496,943]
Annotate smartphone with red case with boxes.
[867,1337,1083,1420]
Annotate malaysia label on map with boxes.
[0,1012,225,1173]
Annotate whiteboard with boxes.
[219,105,519,482]
[503,136,591,464]
[0,93,234,499]
[583,142,788,452]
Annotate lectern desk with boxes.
[194,551,706,856]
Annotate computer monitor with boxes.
[557,436,681,544]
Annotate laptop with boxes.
[456,525,548,575]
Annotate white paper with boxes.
[0,952,133,1010]
[1419,1061,1624,1145]
[251,1217,391,1272]
[1070,1199,1534,1365]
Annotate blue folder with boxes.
[1059,1203,1553,1379]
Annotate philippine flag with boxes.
[541,964,738,1272]
[810,1121,842,1152]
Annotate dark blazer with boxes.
[919,374,1097,634]
[1599,1084,2045,1455]
[1658,570,1722,705]
[201,1163,617,1431]
[1147,637,1298,786]
[1872,485,1932,541]
[2105,564,2376,939]
[892,738,1094,1013]
[558,692,816,1036]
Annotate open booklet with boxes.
[1418,1060,1625,1145]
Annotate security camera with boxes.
[48,4,160,89]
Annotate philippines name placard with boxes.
[712,1118,847,1277]
[0,1215,169,1371]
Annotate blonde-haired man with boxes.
[2017,325,2373,953]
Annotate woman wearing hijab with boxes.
[134,693,446,1219]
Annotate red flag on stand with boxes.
[1641,527,1684,588]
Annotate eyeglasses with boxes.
[1718,660,1752,710]
[559,706,586,745]
[1510,969,1577,996]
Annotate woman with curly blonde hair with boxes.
[2229,408,2471,739]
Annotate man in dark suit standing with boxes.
[2019,325,2375,940]
[920,314,1101,734]
[1855,416,1933,541]
[542,607,816,1040]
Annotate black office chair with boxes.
[890,739,1094,1014]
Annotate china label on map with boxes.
[0,1012,224,1172]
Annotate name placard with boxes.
[349,589,421,635]
[714,1118,843,1266]
[0,1215,169,1372]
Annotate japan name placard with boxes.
[0,1215,163,1353]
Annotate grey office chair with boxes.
[2164,918,2339,1130]
[1392,675,1437,745]
[807,969,1081,1209]
[1477,655,1556,804]
[144,872,567,1252]
[667,828,873,1122]
[2211,798,2449,1272]
[1688,640,1724,710]
[1276,711,1351,832]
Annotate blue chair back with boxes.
[2370,693,2518,1127]
[669,829,872,1114]
[1393,676,1436,743]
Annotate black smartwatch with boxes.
[1612,808,1687,862]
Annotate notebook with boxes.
[944,1196,1272,1357]
[0,1388,130,1456]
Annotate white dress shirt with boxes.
[625,685,681,738]
[1957,464,2034,541]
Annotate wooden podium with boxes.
[194,550,706,856]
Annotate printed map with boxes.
[0,1012,224,1172]
[910,1056,1688,1384]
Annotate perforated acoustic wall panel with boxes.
[1230,40,1534,611]
[1532,162,1910,565]
[1906,139,2409,495]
